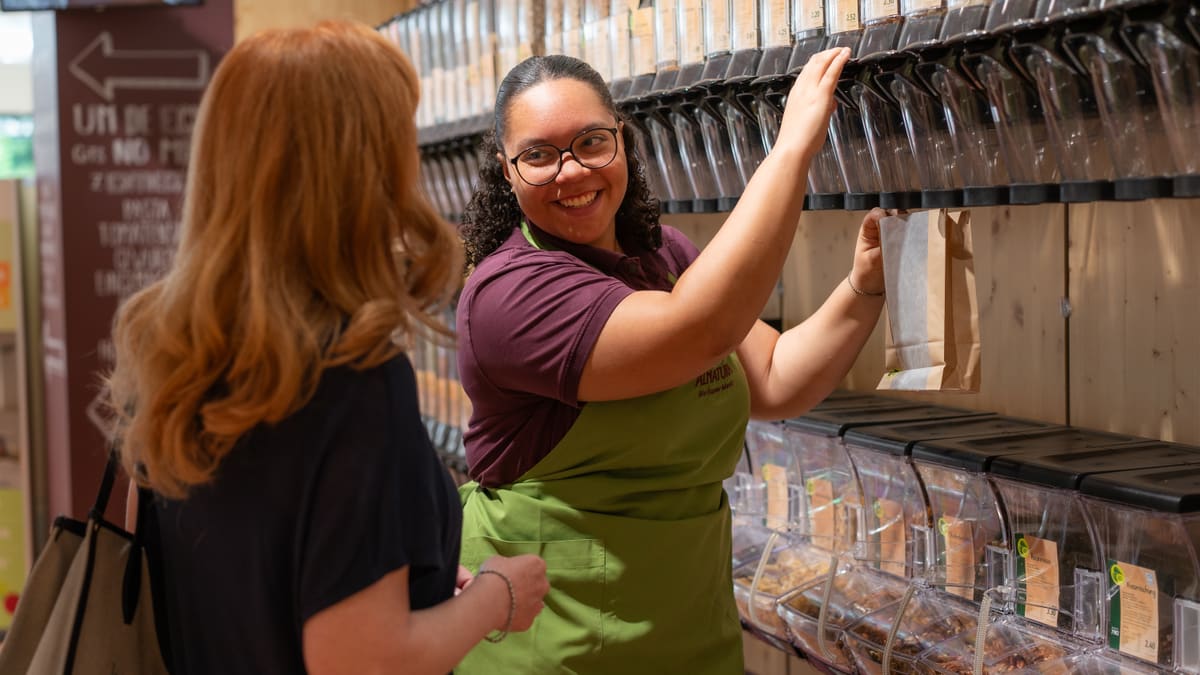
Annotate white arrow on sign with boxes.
[68,31,211,102]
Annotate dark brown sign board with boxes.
[32,0,232,526]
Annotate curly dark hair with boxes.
[460,55,660,267]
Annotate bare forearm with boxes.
[751,279,885,419]
[394,575,509,674]
[669,146,813,355]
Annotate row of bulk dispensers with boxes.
[389,0,1200,220]
[728,391,1200,674]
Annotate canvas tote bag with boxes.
[0,453,170,675]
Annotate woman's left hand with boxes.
[454,565,474,596]
[849,208,886,296]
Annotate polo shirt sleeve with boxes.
[659,225,702,272]
[462,251,635,407]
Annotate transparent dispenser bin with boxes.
[962,47,1061,204]
[731,420,794,568]
[915,432,1187,674]
[899,0,948,49]
[451,0,472,127]
[859,0,905,57]
[829,95,882,210]
[852,76,923,209]
[686,0,748,210]
[609,0,635,99]
[788,0,829,72]
[945,0,1051,204]
[939,0,993,42]
[1121,13,1200,197]
[1045,16,1169,201]
[583,0,613,83]
[621,0,658,100]
[758,0,795,76]
[888,69,965,207]
[777,562,910,671]
[839,417,1059,675]
[479,0,500,115]
[845,584,979,674]
[635,102,697,209]
[673,0,707,89]
[916,51,1012,205]
[763,400,929,664]
[667,95,723,211]
[651,0,681,92]
[726,0,764,78]
[699,0,734,84]
[718,90,768,196]
[731,420,812,639]
[921,615,1078,673]
[1081,457,1200,673]
[1010,36,1117,203]
[977,428,1148,641]
[776,404,985,668]
[1044,650,1165,674]
[841,405,988,582]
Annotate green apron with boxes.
[456,351,750,675]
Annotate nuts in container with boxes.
[844,587,977,675]
[733,545,833,638]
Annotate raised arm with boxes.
[737,209,887,420]
[578,47,853,402]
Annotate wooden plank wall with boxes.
[663,202,1072,425]
[234,0,409,40]
[1068,199,1200,443]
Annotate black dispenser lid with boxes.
[912,427,1141,473]
[1080,455,1200,513]
[784,403,983,443]
[989,440,1200,490]
[846,415,1059,462]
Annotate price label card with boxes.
[1109,559,1160,663]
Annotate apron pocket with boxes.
[461,536,607,672]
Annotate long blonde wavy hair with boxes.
[106,20,462,499]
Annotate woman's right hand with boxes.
[479,554,549,632]
[776,47,852,161]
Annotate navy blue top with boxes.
[149,354,461,674]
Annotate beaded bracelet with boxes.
[476,568,516,643]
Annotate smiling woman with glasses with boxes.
[455,51,886,675]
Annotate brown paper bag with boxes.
[876,209,981,392]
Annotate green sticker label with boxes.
[1111,562,1125,586]
[1017,536,1030,558]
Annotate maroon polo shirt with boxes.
[456,222,701,487]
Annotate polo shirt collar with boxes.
[518,220,673,291]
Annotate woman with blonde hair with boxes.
[106,20,547,675]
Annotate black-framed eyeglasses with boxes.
[508,126,620,186]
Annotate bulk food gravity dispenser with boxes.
[913,428,1151,672]
[732,395,907,648]
[1080,448,1200,673]
[731,395,909,658]
[830,415,1060,673]
[766,403,984,671]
